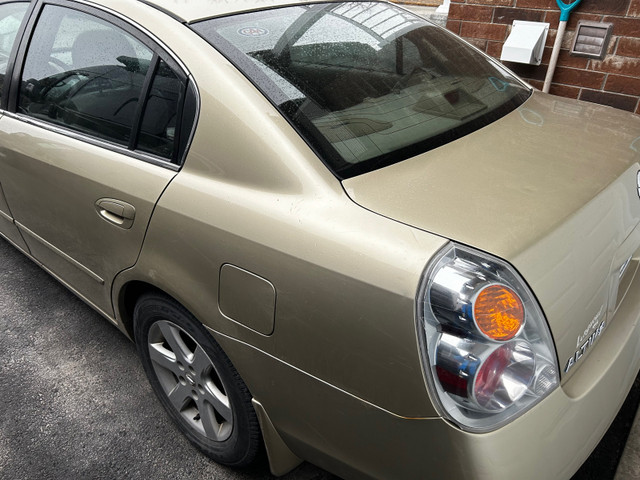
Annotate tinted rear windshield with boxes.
[191,2,531,179]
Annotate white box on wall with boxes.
[501,21,550,65]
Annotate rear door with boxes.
[0,1,194,317]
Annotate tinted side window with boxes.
[0,3,28,97]
[19,5,153,146]
[138,59,184,159]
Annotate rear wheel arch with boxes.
[117,280,166,340]
[115,280,300,474]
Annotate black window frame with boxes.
[3,0,197,168]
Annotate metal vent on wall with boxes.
[570,21,613,60]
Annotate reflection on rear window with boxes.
[192,2,530,179]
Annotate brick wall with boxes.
[445,0,640,114]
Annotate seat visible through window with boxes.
[71,29,137,70]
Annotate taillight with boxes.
[418,243,559,432]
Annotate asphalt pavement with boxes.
[0,237,334,480]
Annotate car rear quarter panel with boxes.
[116,144,446,418]
[107,15,448,418]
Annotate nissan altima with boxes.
[0,1,639,479]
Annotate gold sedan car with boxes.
[1,0,640,478]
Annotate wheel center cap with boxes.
[185,374,196,386]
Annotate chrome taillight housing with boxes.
[418,243,559,432]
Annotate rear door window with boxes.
[13,3,195,165]
[18,5,153,146]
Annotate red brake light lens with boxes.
[473,342,535,411]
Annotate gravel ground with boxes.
[0,237,334,480]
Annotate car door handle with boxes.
[95,198,136,229]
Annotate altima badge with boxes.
[564,321,606,373]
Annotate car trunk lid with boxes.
[342,91,640,382]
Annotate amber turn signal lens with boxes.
[473,285,524,341]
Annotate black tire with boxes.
[133,293,261,467]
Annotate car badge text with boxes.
[564,320,606,373]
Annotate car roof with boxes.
[138,0,338,23]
